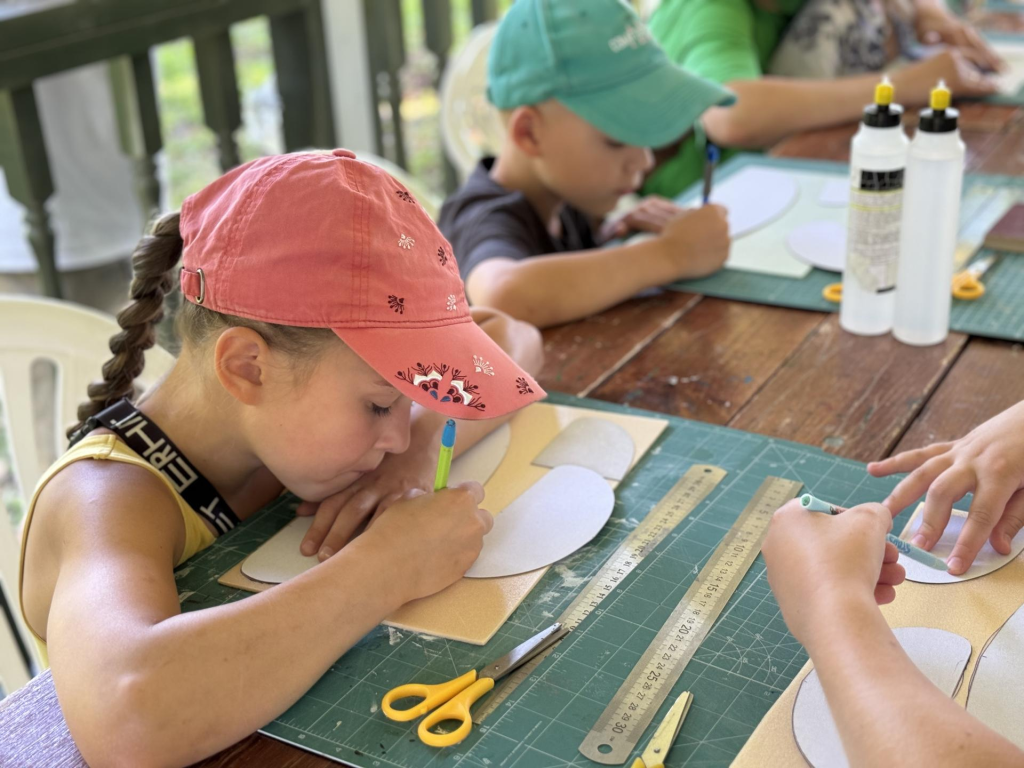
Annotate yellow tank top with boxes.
[19,434,217,666]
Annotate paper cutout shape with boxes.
[818,179,850,208]
[966,603,1024,749]
[448,422,512,487]
[710,166,800,239]
[992,42,1024,96]
[241,516,318,584]
[532,417,636,481]
[793,627,971,768]
[464,465,615,578]
[786,220,846,273]
[900,506,1024,584]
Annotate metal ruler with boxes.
[473,464,728,724]
[579,476,804,765]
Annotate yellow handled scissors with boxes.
[631,691,694,768]
[952,253,1001,301]
[381,622,568,747]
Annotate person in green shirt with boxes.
[645,0,1002,198]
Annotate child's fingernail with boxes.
[318,547,333,561]
[947,556,964,574]
[301,542,315,556]
[911,535,927,548]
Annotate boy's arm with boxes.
[465,205,729,329]
[705,50,996,150]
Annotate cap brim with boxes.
[559,64,735,149]
[335,319,546,420]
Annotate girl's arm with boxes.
[43,462,489,768]
[764,500,1023,767]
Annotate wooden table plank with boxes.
[197,734,336,767]
[538,291,700,397]
[729,316,967,462]
[892,338,1024,454]
[588,299,823,424]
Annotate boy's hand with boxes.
[600,196,684,240]
[763,500,905,647]
[657,204,730,279]
[868,401,1024,575]
[362,483,493,602]
[915,6,1003,73]
[894,49,998,102]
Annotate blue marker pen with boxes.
[703,143,720,205]
[800,493,948,572]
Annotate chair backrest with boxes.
[439,22,506,182]
[355,152,442,221]
[0,295,176,501]
[0,295,177,687]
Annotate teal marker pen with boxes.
[800,493,948,572]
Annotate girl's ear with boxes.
[212,327,271,405]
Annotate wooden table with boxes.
[5,101,1024,767]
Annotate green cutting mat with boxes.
[173,393,932,768]
[669,154,1024,342]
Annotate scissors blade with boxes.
[639,691,693,767]
[479,622,569,682]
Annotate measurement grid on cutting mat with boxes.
[172,396,907,768]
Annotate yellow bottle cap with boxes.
[874,76,894,106]
[931,79,952,111]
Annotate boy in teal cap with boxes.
[438,0,735,329]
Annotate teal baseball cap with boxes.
[487,0,736,149]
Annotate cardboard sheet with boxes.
[966,602,1024,749]
[220,402,668,644]
[733,514,1024,767]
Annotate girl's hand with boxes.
[868,401,1024,575]
[763,500,905,648]
[915,5,1004,73]
[361,482,493,602]
[297,442,437,561]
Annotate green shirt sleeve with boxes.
[644,0,799,198]
[649,0,763,85]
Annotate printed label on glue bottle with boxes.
[847,166,904,293]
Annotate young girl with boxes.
[17,149,546,767]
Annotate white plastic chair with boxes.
[0,295,176,693]
[355,151,443,221]
[439,22,506,182]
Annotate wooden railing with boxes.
[0,0,335,298]
[0,0,510,298]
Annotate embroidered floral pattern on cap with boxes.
[516,377,534,395]
[437,245,449,267]
[387,295,405,314]
[473,355,495,376]
[396,189,415,203]
[396,362,486,411]
[398,234,415,250]
[446,294,457,311]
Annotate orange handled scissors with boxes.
[381,622,568,747]
[952,253,1000,301]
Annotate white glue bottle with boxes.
[840,76,909,336]
[893,81,965,346]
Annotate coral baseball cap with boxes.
[178,150,545,418]
[487,0,735,149]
